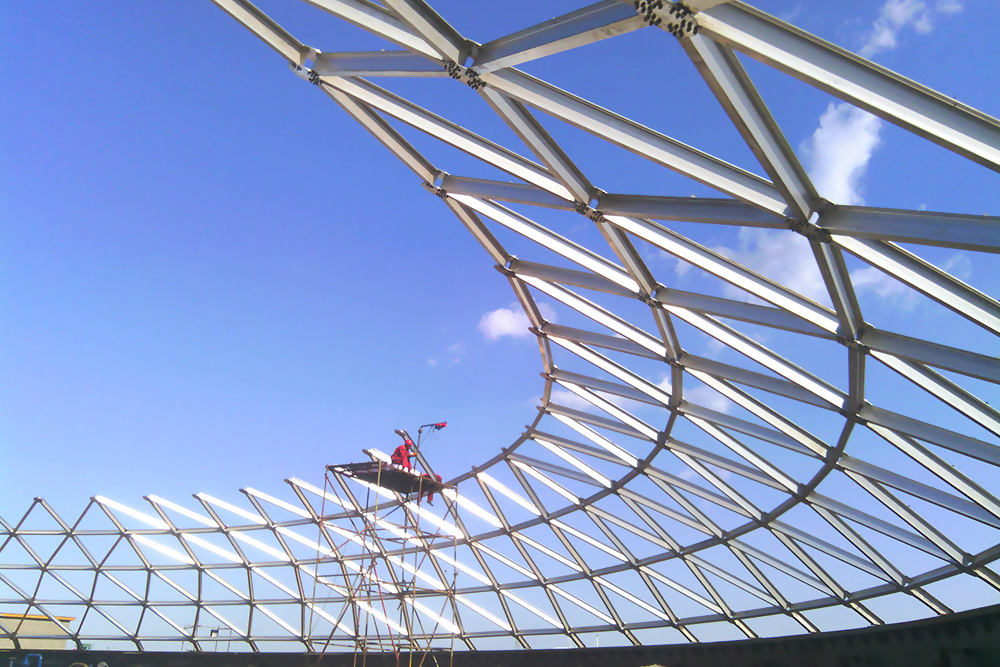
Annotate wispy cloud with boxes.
[850,251,971,308]
[806,0,965,207]
[849,265,918,309]
[860,0,962,57]
[802,103,882,206]
[935,0,963,14]
[548,386,651,415]
[715,228,830,305]
[712,0,963,311]
[804,0,964,208]
[479,302,556,341]
[427,342,466,367]
[549,388,592,411]
[686,384,734,414]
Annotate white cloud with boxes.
[427,342,466,367]
[549,388,593,411]
[936,0,963,14]
[943,253,972,280]
[659,249,692,278]
[478,302,556,341]
[686,384,733,414]
[446,342,464,365]
[679,464,732,483]
[711,98,879,308]
[548,387,641,414]
[722,0,964,314]
[859,0,959,57]
[802,103,883,206]
[662,375,732,415]
[850,265,919,310]
[851,252,972,310]
[714,227,831,305]
[479,306,530,340]
[801,0,963,208]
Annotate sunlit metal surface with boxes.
[2,0,999,652]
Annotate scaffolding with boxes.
[309,458,458,667]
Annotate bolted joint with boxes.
[421,181,448,199]
[787,217,831,243]
[465,67,486,90]
[289,63,321,85]
[574,201,606,223]
[443,62,487,90]
[494,263,516,277]
[638,291,658,307]
[634,1,700,37]
[834,334,868,351]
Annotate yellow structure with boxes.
[0,613,74,650]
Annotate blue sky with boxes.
[3,3,1000,639]
[3,0,998,516]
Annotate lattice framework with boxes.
[3,0,1000,653]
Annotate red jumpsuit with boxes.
[390,440,442,503]
[391,441,414,469]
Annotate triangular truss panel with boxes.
[5,0,1000,653]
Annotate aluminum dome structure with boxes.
[3,0,1000,654]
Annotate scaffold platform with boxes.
[327,461,450,497]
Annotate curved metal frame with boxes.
[3,0,1000,653]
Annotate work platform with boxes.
[327,461,449,497]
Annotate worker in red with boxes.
[391,429,443,505]
[391,429,417,469]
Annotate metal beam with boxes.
[528,279,666,357]
[510,259,636,297]
[210,0,313,64]
[378,0,468,63]
[312,51,445,76]
[539,322,662,359]
[597,193,787,227]
[655,287,834,337]
[872,352,1000,439]
[859,404,1000,467]
[474,1,643,73]
[324,87,437,183]
[302,0,438,57]
[440,175,572,209]
[683,34,817,220]
[839,454,1000,528]
[836,237,1000,336]
[322,77,572,198]
[697,1,1000,171]
[455,196,638,291]
[861,329,1000,384]
[548,369,661,407]
[679,402,816,456]
[480,69,789,214]
[672,308,847,409]
[480,89,594,203]
[545,403,650,441]
[605,214,840,332]
[682,354,835,409]
[821,205,1000,253]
